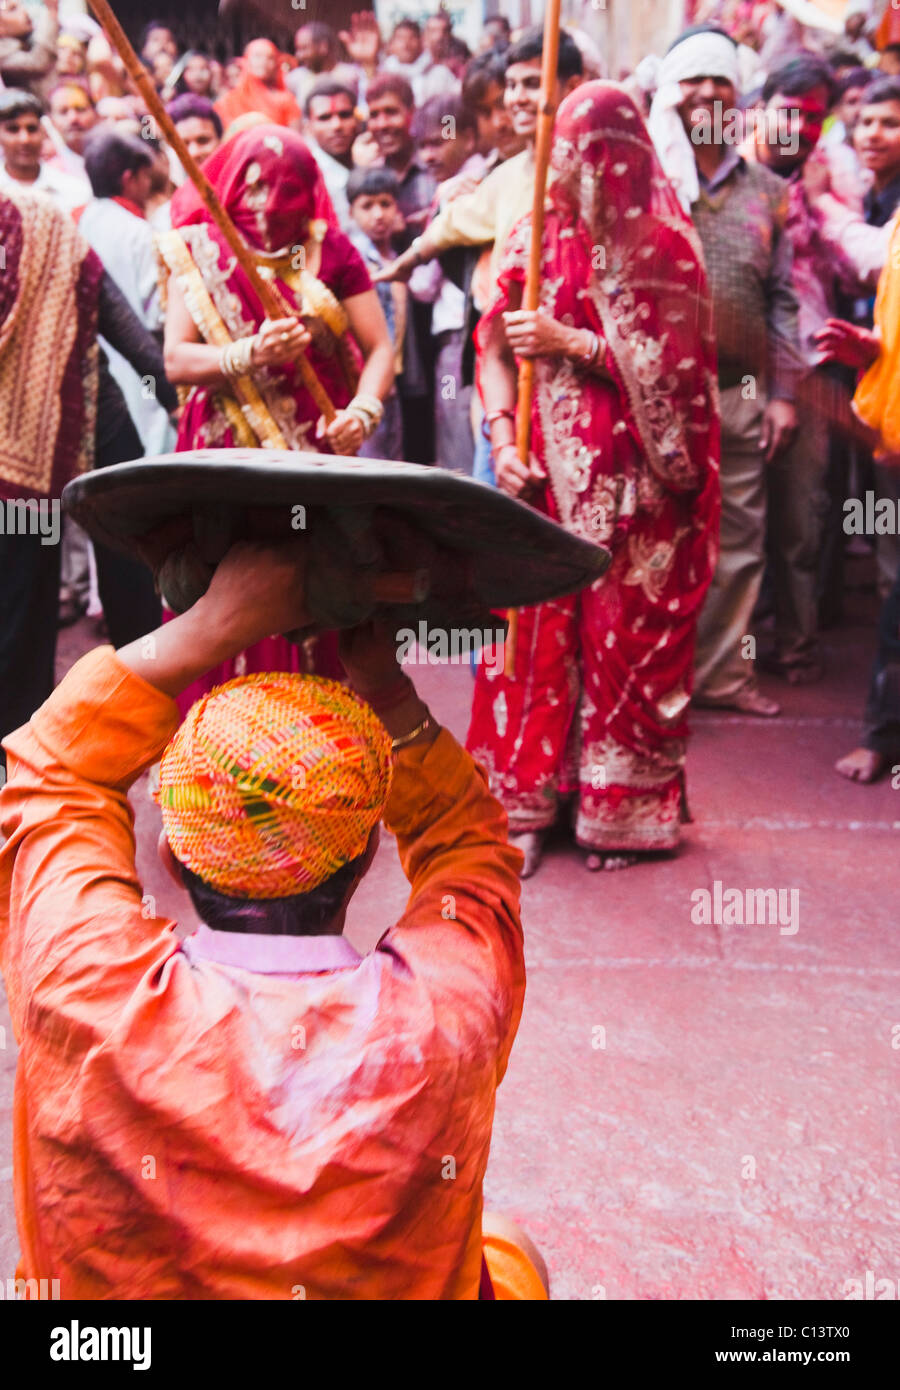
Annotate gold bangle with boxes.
[391,716,433,751]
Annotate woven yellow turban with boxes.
[156,673,393,899]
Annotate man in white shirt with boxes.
[409,95,486,475]
[303,78,359,230]
[0,88,88,213]
[78,129,175,459]
[44,80,99,189]
[288,21,362,108]
[382,17,458,106]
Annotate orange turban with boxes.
[156,673,393,899]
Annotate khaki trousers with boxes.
[766,382,830,671]
[695,385,766,702]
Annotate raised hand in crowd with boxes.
[814,318,882,371]
[802,147,832,202]
[338,11,381,76]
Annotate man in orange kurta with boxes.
[216,40,302,131]
[0,539,545,1299]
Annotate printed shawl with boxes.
[0,188,101,501]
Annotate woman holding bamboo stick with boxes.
[160,124,394,711]
[467,83,721,876]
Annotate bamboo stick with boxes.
[505,0,562,678]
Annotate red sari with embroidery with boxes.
[467,83,721,851]
[163,128,372,715]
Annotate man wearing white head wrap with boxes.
[648,27,741,213]
[652,28,806,717]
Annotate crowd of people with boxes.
[1,0,900,1303]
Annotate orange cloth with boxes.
[216,75,301,132]
[482,1234,549,1301]
[876,4,900,49]
[0,646,525,1300]
[853,215,900,456]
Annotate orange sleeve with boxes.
[381,730,526,1082]
[0,646,181,1046]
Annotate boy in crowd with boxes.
[346,167,407,460]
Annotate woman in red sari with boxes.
[161,125,394,714]
[468,82,720,875]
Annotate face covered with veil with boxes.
[545,81,719,498]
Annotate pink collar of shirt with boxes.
[183,924,362,975]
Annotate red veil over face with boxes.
[547,81,719,497]
[170,124,339,242]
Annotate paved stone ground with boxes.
[2,571,898,1299]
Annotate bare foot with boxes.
[695,686,780,717]
[834,747,888,784]
[510,830,545,879]
[583,851,639,872]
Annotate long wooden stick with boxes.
[505,0,562,677]
[86,0,336,423]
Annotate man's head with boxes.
[244,38,281,86]
[854,77,900,189]
[365,73,415,164]
[56,34,88,78]
[389,19,422,67]
[503,26,584,140]
[463,51,519,159]
[831,67,873,136]
[828,49,865,83]
[760,56,835,172]
[304,80,358,160]
[151,50,176,89]
[423,11,452,63]
[83,128,155,207]
[168,94,223,164]
[156,672,393,936]
[0,1,31,40]
[295,21,339,74]
[48,82,98,157]
[0,89,44,181]
[414,94,476,180]
[140,22,178,64]
[182,53,215,98]
[480,16,511,54]
[879,44,900,77]
[347,165,401,244]
[665,26,739,146]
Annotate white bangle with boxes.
[220,335,259,379]
[348,392,384,425]
[345,405,377,439]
